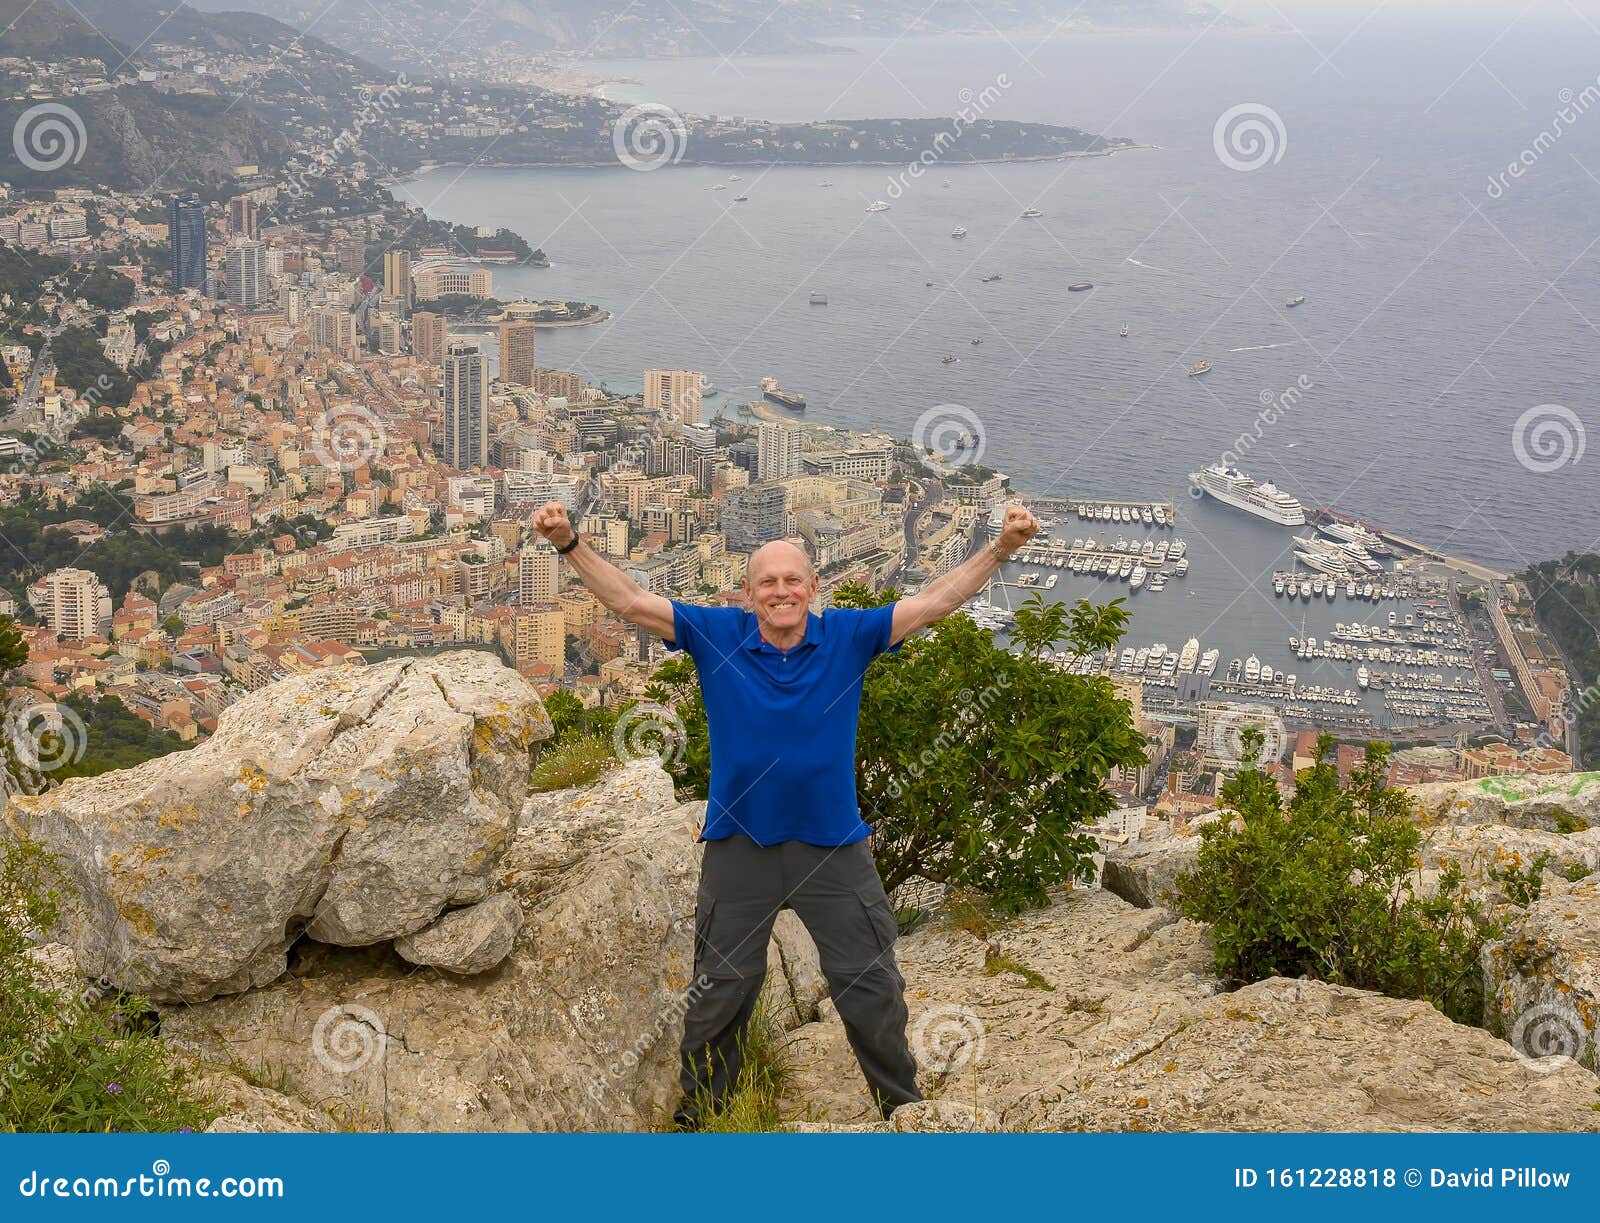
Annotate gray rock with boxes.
[4,652,550,1002]
[761,910,828,1031]
[162,761,705,1131]
[780,888,1600,1131]
[396,892,525,975]
[1407,773,1600,834]
[1481,876,1600,1075]
[1100,817,1217,909]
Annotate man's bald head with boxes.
[748,539,815,584]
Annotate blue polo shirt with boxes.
[664,600,901,846]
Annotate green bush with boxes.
[0,837,214,1132]
[842,587,1144,911]
[1174,736,1501,1026]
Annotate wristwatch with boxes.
[989,539,1011,563]
[555,534,581,555]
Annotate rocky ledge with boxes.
[5,654,1598,1131]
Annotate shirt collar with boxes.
[745,609,825,652]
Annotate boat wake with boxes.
[1125,257,1172,273]
[1228,341,1305,352]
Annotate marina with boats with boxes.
[958,462,1506,739]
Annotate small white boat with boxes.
[951,226,968,239]
[865,200,891,213]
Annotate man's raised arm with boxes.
[531,500,676,642]
[889,503,1040,645]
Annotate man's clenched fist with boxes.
[998,503,1040,553]
[532,500,576,549]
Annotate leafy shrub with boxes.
[0,836,214,1132]
[841,587,1144,911]
[1174,736,1501,1026]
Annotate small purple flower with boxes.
[176,1127,193,1134]
[105,1082,123,1095]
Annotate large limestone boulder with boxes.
[4,652,550,1002]
[780,888,1600,1131]
[1481,876,1600,1075]
[1100,816,1219,909]
[1407,773,1600,833]
[161,761,708,1131]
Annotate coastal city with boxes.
[0,169,1580,848]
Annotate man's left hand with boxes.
[999,503,1040,553]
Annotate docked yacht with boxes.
[1178,637,1200,672]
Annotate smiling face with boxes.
[745,541,819,639]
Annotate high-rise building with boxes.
[168,194,207,292]
[443,340,489,470]
[337,236,366,278]
[228,194,259,240]
[310,306,358,357]
[644,369,702,425]
[281,283,308,326]
[757,422,802,482]
[382,249,412,307]
[27,568,113,639]
[224,240,269,310]
[718,483,788,550]
[498,321,536,386]
[412,311,446,366]
[518,543,558,605]
[374,312,404,355]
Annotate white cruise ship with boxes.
[1187,464,1306,526]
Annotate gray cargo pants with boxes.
[673,834,922,1127]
